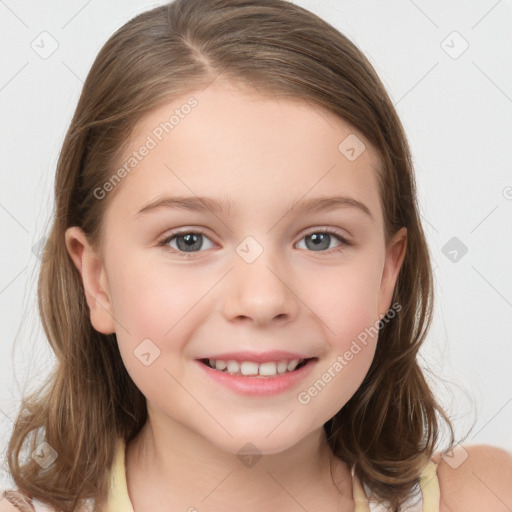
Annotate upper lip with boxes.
[197,351,315,363]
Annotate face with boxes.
[66,80,406,456]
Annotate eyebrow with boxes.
[135,195,372,219]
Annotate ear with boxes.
[377,227,407,316]
[64,226,116,334]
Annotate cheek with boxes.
[107,254,221,388]
[293,260,381,413]
[106,256,187,379]
[305,346,375,422]
[305,257,383,341]
[109,253,200,340]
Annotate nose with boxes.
[223,248,299,327]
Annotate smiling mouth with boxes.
[198,357,315,377]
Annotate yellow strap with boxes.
[418,460,440,512]
[106,438,134,512]
[351,465,371,512]
[351,460,440,512]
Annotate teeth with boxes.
[205,357,308,376]
[277,361,288,373]
[240,361,259,376]
[210,358,226,370]
[287,359,300,371]
[259,361,277,376]
[227,360,240,373]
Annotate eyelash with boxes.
[156,228,352,258]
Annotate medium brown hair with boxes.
[5,0,455,510]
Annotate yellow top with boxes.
[105,439,134,512]
[105,438,440,512]
[351,459,440,511]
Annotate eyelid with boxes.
[156,227,214,248]
[301,226,352,243]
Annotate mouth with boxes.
[198,357,315,378]
[195,356,318,396]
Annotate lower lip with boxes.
[195,358,317,396]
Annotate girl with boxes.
[2,0,511,511]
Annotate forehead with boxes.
[105,80,383,225]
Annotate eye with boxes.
[157,229,215,257]
[296,229,351,253]
[157,227,351,257]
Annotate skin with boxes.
[64,79,409,511]
[1,82,510,512]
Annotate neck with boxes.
[125,412,353,511]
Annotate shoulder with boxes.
[0,501,22,512]
[0,490,33,512]
[432,444,512,512]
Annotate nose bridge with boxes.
[223,235,299,325]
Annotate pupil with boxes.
[307,233,329,251]
[178,233,202,252]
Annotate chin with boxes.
[209,423,310,457]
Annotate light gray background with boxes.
[1,0,511,491]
